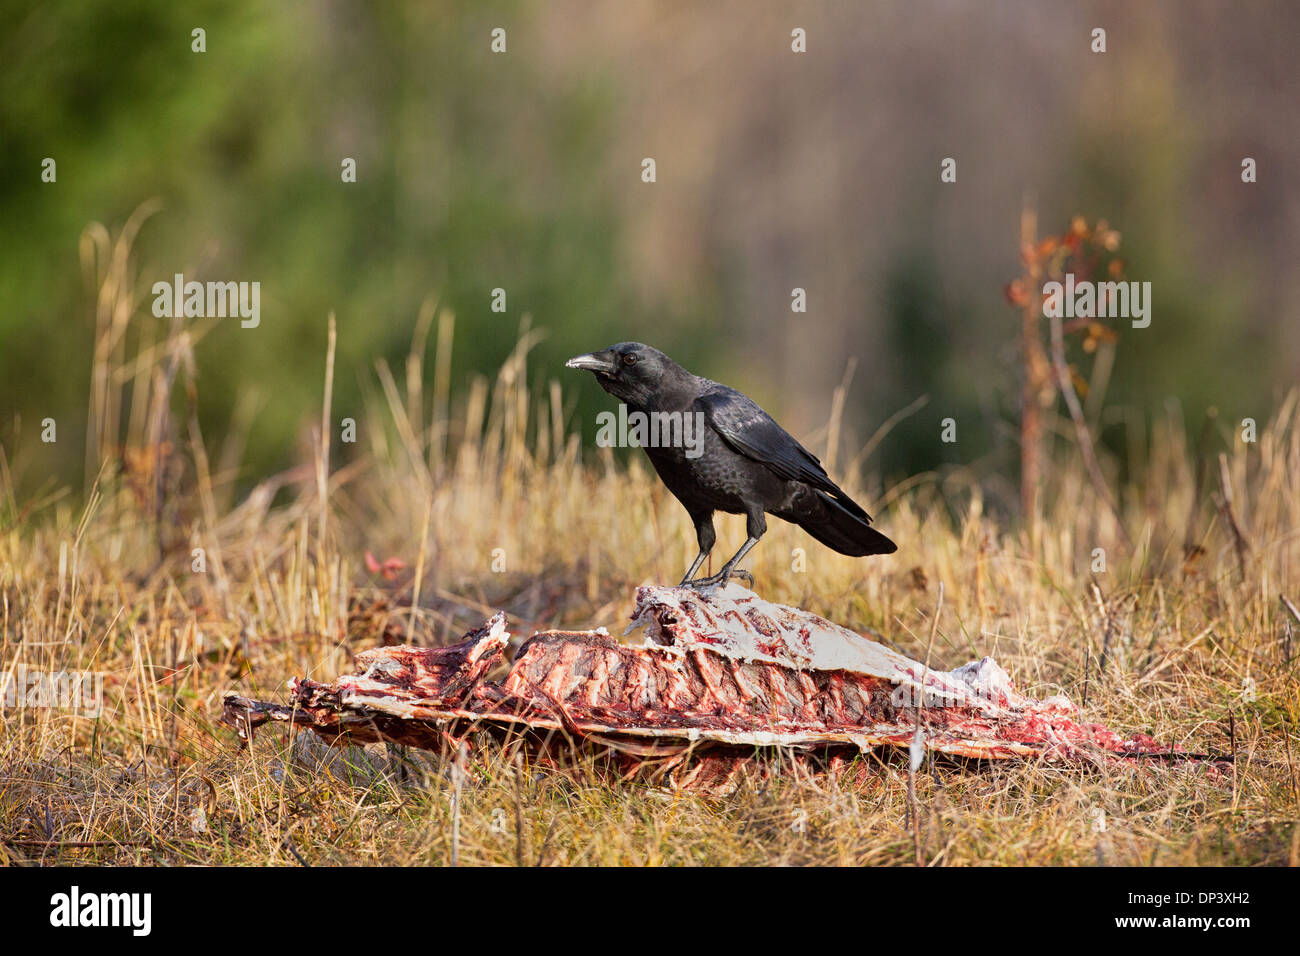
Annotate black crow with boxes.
[566,342,896,587]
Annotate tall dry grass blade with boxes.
[318,314,337,561]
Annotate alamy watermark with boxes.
[595,403,706,459]
[1042,272,1151,328]
[152,273,260,328]
[890,683,963,709]
[50,886,151,936]
[2,665,104,717]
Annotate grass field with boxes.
[2,233,1298,866]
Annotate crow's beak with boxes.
[565,351,619,376]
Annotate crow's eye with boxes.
[622,353,638,366]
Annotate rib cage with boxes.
[223,584,1190,790]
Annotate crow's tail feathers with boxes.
[798,491,897,557]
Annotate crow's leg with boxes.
[685,511,764,589]
[680,551,708,585]
[678,509,716,586]
[686,536,760,589]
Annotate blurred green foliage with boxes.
[1,0,670,490]
[0,1,1283,500]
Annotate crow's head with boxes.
[565,342,684,406]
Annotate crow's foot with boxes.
[681,568,753,590]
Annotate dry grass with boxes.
[1,224,1298,866]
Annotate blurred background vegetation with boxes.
[1,0,1296,509]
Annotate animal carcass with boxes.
[222,584,1201,790]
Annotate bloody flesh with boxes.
[222,583,1199,790]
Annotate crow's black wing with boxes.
[695,386,872,521]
